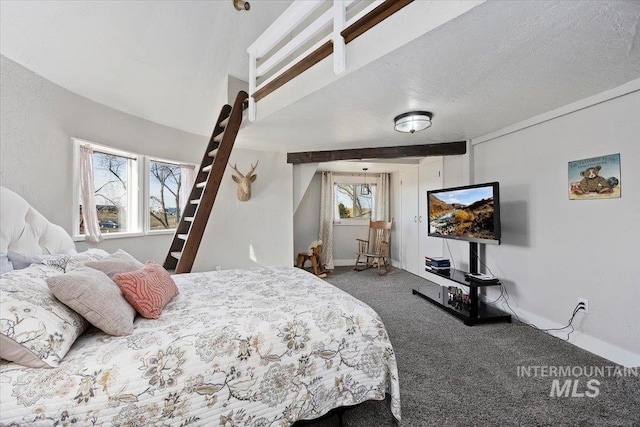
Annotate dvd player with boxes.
[465,273,499,282]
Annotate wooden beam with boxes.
[341,0,414,44]
[253,41,333,102]
[287,141,466,164]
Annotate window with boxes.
[76,144,140,237]
[335,183,375,221]
[148,159,183,231]
[73,138,195,240]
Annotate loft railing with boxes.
[247,0,412,121]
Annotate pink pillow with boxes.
[114,261,179,319]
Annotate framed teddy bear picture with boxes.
[568,153,621,200]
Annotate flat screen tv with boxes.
[427,182,501,245]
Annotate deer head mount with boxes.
[230,161,258,201]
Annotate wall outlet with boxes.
[215,265,222,271]
[578,298,589,314]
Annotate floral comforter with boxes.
[1,266,401,426]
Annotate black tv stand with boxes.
[413,242,511,326]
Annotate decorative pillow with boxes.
[85,249,144,280]
[0,265,88,367]
[64,248,111,272]
[8,248,110,273]
[47,266,136,336]
[114,261,179,319]
[0,256,13,275]
[7,250,70,271]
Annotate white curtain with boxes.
[79,145,103,243]
[375,173,391,221]
[179,164,196,215]
[319,171,334,270]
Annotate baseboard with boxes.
[333,259,356,267]
[484,298,640,367]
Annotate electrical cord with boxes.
[444,239,456,272]
[538,305,582,341]
[467,243,506,305]
[541,305,583,331]
[470,244,495,276]
[496,283,583,341]
[501,285,584,341]
[498,282,523,323]
[469,245,584,341]
[484,284,505,305]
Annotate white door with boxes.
[400,167,420,275]
[419,157,444,278]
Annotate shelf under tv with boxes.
[413,275,511,326]
[413,243,511,326]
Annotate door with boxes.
[400,167,420,275]
[419,157,444,278]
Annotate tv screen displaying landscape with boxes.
[427,182,500,244]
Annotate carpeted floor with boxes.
[298,267,640,427]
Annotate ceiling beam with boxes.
[287,141,466,164]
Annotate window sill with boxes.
[333,220,370,226]
[146,229,177,236]
[73,231,144,242]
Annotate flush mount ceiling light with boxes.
[393,111,433,133]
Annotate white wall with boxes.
[0,55,292,270]
[293,173,321,258]
[193,149,293,271]
[333,224,368,265]
[443,85,640,366]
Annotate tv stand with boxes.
[413,242,511,326]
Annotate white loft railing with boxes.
[247,0,385,121]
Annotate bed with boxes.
[0,187,401,426]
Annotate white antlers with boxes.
[230,161,258,201]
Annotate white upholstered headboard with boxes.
[0,186,75,256]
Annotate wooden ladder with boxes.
[163,91,248,274]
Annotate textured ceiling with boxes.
[2,1,640,157]
[240,0,640,152]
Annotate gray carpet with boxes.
[298,267,640,427]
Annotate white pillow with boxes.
[7,248,110,273]
[7,250,71,271]
[84,249,144,279]
[64,248,110,272]
[0,256,13,275]
[47,266,136,336]
[0,264,88,367]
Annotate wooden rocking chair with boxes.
[354,219,393,276]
